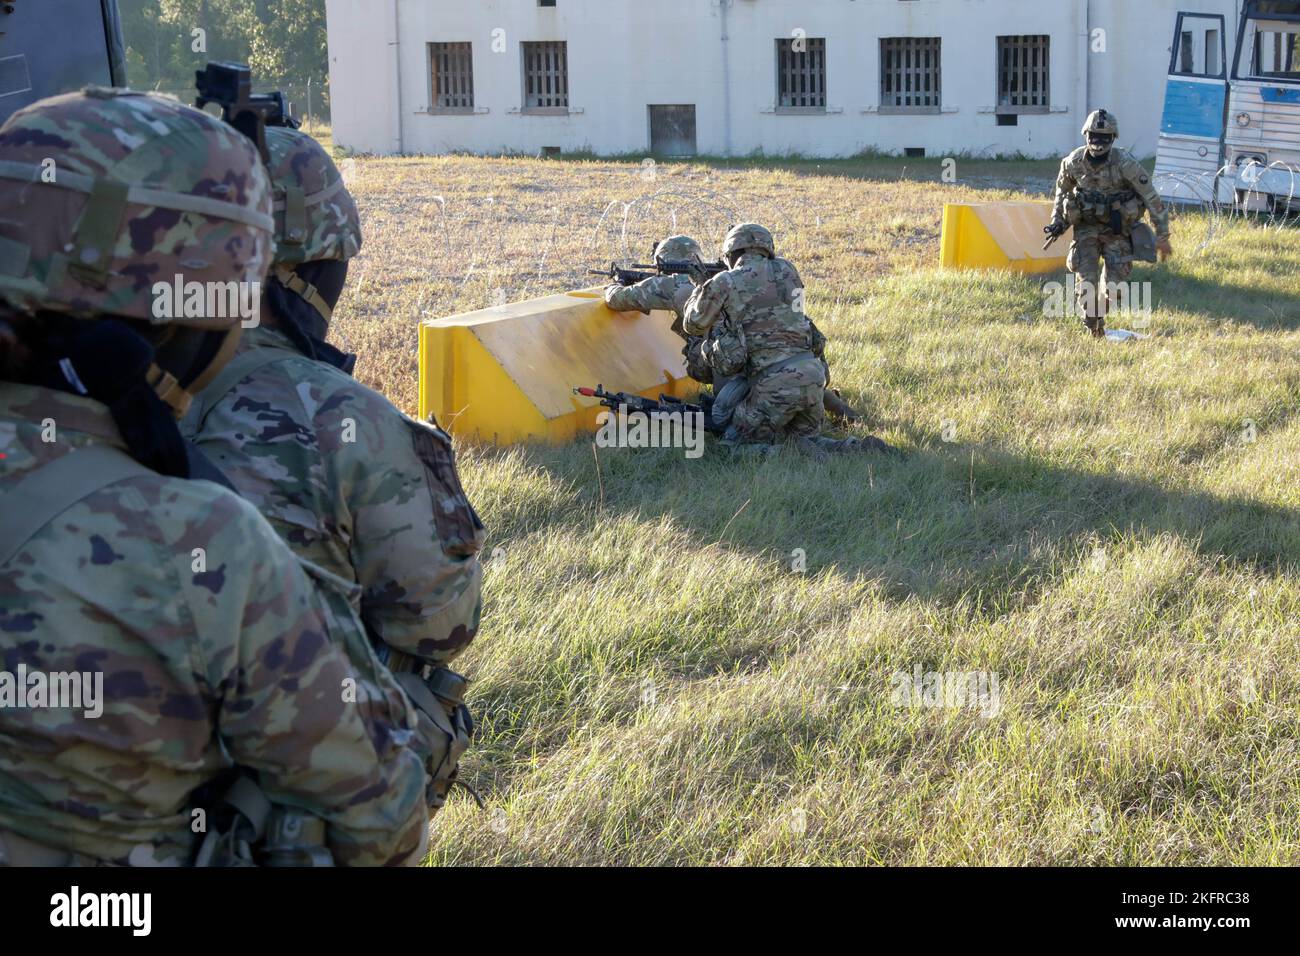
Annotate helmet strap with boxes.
[144,363,191,419]
[272,265,334,326]
[182,326,244,397]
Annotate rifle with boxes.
[1042,221,1068,251]
[195,61,300,162]
[589,256,728,287]
[573,385,723,434]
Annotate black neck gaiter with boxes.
[264,259,356,375]
[31,318,192,479]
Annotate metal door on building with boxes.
[0,0,126,125]
[649,105,697,156]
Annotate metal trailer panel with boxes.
[0,0,125,124]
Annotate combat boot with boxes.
[822,389,862,423]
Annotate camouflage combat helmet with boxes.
[265,126,361,268]
[263,126,361,325]
[1081,109,1119,156]
[654,235,702,263]
[0,87,274,328]
[722,222,776,260]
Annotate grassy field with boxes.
[323,136,1300,865]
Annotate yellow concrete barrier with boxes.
[939,201,1068,274]
[418,288,695,444]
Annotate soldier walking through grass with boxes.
[1045,109,1173,338]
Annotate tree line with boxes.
[119,0,331,120]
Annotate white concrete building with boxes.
[326,0,1241,159]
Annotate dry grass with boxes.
[321,137,1299,865]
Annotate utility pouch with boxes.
[395,667,475,811]
[192,775,333,867]
[1062,194,1083,226]
[705,314,747,378]
[1129,222,1158,263]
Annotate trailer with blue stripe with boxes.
[1155,0,1300,209]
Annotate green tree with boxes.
[118,0,329,116]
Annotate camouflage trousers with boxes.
[1066,229,1133,326]
[727,354,826,444]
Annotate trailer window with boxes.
[1173,15,1226,77]
[1251,28,1300,79]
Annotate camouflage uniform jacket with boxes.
[0,384,428,866]
[1051,146,1170,239]
[182,325,485,668]
[604,274,694,336]
[682,253,816,375]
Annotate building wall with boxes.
[327,0,1240,159]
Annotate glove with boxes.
[1156,237,1173,261]
[1043,219,1068,240]
[686,258,712,287]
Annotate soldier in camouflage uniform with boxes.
[604,235,714,382]
[604,234,860,420]
[682,224,890,456]
[181,127,484,812]
[1046,109,1173,337]
[0,90,429,866]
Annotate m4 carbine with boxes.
[195,61,300,162]
[589,257,728,287]
[573,385,723,434]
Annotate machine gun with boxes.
[589,257,728,287]
[195,61,300,162]
[573,385,723,434]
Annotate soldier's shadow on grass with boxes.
[483,434,1299,612]
[461,434,1297,805]
[1028,261,1300,332]
[1148,268,1300,331]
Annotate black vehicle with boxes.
[0,0,126,124]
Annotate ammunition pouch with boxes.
[394,667,475,811]
[1062,194,1083,226]
[683,335,713,384]
[1073,188,1138,234]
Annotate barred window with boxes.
[776,37,827,110]
[430,42,474,111]
[522,41,568,110]
[880,37,941,112]
[997,35,1050,112]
